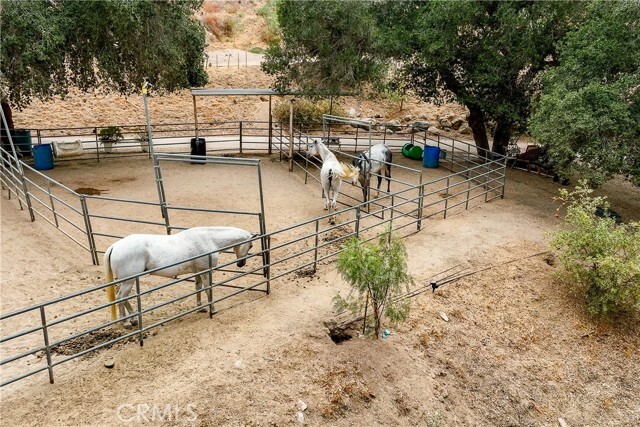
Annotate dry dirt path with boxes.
[1,159,639,426]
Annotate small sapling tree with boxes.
[334,229,413,338]
[552,182,640,319]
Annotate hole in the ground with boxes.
[328,330,353,344]
[74,187,102,195]
[325,319,359,344]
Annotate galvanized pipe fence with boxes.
[0,121,506,387]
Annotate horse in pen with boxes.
[104,226,255,325]
[306,139,359,224]
[352,144,393,202]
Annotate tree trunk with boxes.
[371,293,381,338]
[492,121,512,156]
[1,100,15,150]
[467,106,490,159]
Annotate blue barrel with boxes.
[423,145,441,168]
[33,144,54,170]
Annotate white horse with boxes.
[104,226,254,325]
[352,144,392,202]
[306,139,359,224]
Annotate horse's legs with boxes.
[116,280,137,326]
[322,183,331,210]
[331,181,341,209]
[376,174,383,197]
[385,165,391,193]
[196,273,211,313]
[329,182,341,224]
[195,275,202,306]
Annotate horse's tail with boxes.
[104,244,117,320]
[338,163,360,180]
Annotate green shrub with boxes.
[272,98,346,130]
[221,15,243,38]
[551,182,640,319]
[334,229,413,338]
[248,46,265,54]
[257,0,281,45]
[98,126,124,142]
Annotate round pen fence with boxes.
[0,120,507,387]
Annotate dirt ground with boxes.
[3,28,640,425]
[1,148,639,426]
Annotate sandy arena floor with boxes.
[1,151,639,426]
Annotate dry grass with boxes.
[316,365,375,419]
[202,1,222,14]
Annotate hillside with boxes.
[12,1,469,141]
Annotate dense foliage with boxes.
[262,0,582,155]
[262,0,384,96]
[272,98,345,130]
[552,183,640,319]
[529,2,640,186]
[1,0,208,110]
[335,230,413,338]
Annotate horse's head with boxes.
[353,154,369,187]
[233,234,256,267]
[340,163,361,185]
[306,140,319,158]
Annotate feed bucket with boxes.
[422,145,441,168]
[33,144,54,170]
[190,137,206,164]
[402,143,423,160]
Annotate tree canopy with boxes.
[262,0,583,155]
[529,2,640,187]
[1,0,208,110]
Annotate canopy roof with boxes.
[190,88,293,96]
[190,88,353,97]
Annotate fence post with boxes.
[268,96,273,155]
[208,254,214,318]
[80,196,98,265]
[134,277,144,346]
[279,125,283,161]
[47,180,59,228]
[390,194,395,231]
[355,126,359,153]
[95,132,100,163]
[450,140,454,170]
[265,235,271,294]
[500,159,506,199]
[444,177,450,219]
[355,205,361,238]
[239,121,243,154]
[417,182,424,231]
[313,219,320,272]
[19,169,35,222]
[39,306,54,384]
[484,161,490,201]
[466,179,471,210]
[37,129,42,145]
